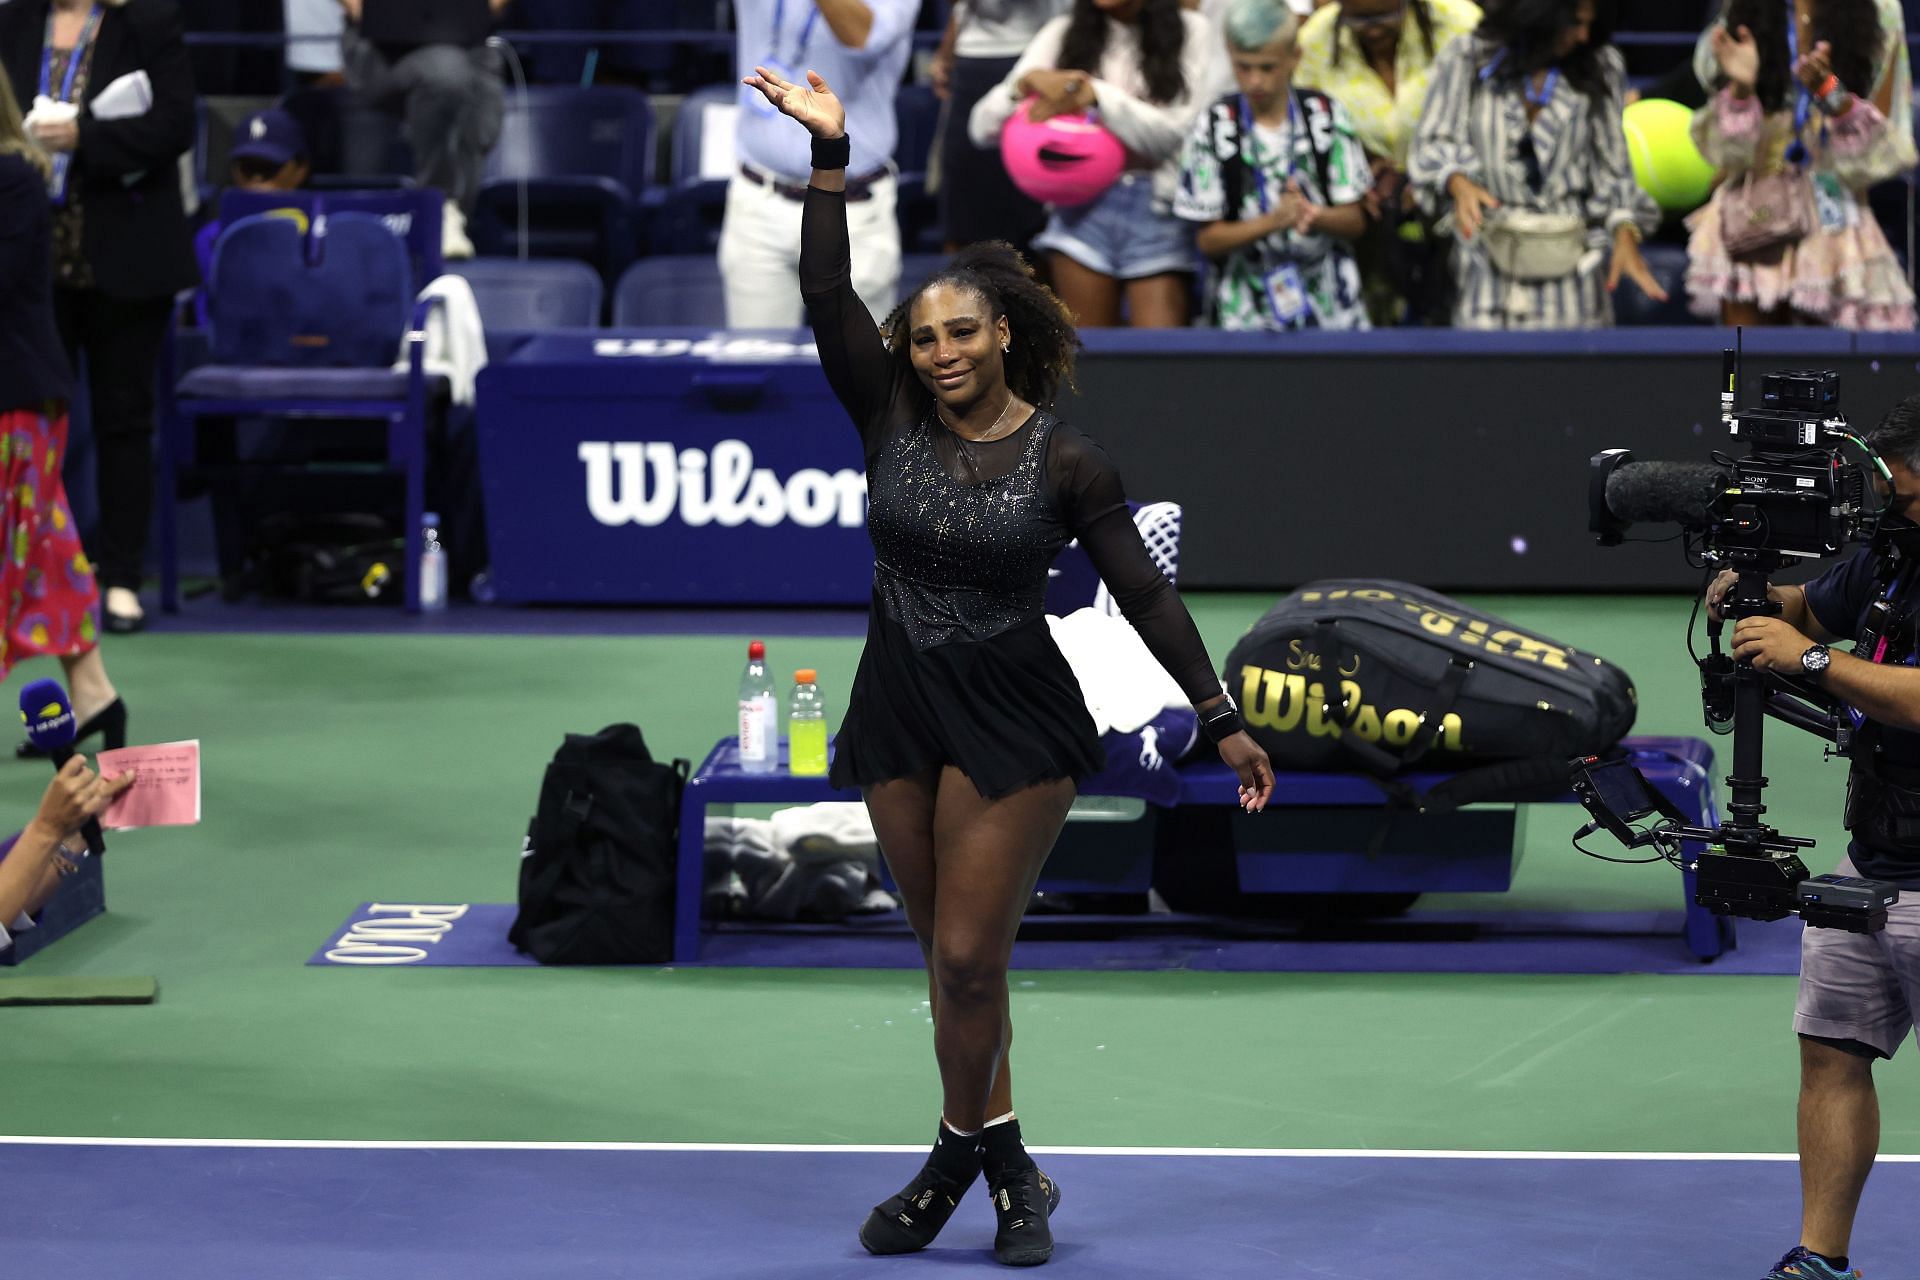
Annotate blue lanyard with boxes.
[1238,91,1304,215]
[38,5,102,207]
[1478,49,1557,107]
[768,0,821,66]
[38,4,103,104]
[1784,0,1813,167]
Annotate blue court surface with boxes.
[5,1139,1916,1278]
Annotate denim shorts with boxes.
[1032,172,1194,280]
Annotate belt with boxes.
[740,162,884,203]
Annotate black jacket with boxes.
[0,153,74,412]
[0,0,198,299]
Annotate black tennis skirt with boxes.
[830,601,1104,800]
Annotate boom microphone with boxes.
[1589,449,1726,545]
[19,678,104,857]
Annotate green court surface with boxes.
[1,594,1915,1158]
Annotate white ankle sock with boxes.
[940,1117,980,1138]
[983,1111,1017,1129]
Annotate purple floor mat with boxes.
[308,902,1805,974]
[4,1142,1913,1278]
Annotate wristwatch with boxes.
[1801,644,1832,677]
[1200,696,1245,744]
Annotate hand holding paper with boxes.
[94,741,200,831]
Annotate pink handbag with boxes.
[1719,167,1818,259]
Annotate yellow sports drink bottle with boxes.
[789,669,828,777]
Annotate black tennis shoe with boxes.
[989,1166,1060,1266]
[858,1162,979,1255]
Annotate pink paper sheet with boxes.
[94,740,201,831]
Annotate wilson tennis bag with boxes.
[509,724,690,964]
[1223,580,1636,804]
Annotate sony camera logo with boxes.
[579,440,868,529]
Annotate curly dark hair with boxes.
[1057,0,1188,105]
[1720,0,1883,114]
[881,242,1083,410]
[1475,0,1620,104]
[1330,0,1438,69]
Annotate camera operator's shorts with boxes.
[1794,854,1920,1059]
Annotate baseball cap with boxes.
[229,108,307,168]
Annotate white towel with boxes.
[399,274,488,407]
[771,802,878,867]
[1046,607,1192,736]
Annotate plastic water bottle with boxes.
[789,669,828,777]
[738,641,778,774]
[419,512,447,613]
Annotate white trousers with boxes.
[718,169,901,330]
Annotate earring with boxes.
[1003,341,1011,352]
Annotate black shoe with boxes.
[18,698,127,759]
[989,1167,1060,1267]
[859,1162,978,1256]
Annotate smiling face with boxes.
[908,282,1012,411]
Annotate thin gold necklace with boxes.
[943,390,1018,444]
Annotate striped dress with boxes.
[1410,37,1657,329]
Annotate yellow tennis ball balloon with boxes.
[1623,98,1716,214]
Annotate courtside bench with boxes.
[672,735,1728,964]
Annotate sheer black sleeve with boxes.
[799,185,895,459]
[1049,424,1224,706]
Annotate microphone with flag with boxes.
[20,678,104,856]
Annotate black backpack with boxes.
[508,724,690,965]
[1223,580,1637,808]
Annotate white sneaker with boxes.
[441,202,475,260]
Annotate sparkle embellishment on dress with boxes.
[866,410,1069,650]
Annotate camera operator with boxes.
[0,754,136,952]
[1706,390,1920,1280]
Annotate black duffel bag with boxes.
[508,724,690,965]
[1222,580,1635,803]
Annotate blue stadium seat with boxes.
[650,83,738,254]
[1613,241,1701,326]
[162,212,448,613]
[220,188,446,294]
[895,83,942,253]
[449,258,606,331]
[472,86,655,281]
[501,0,727,90]
[613,255,726,328]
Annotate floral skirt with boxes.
[0,405,100,678]
[1686,189,1916,331]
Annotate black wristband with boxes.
[1200,700,1244,744]
[812,133,851,171]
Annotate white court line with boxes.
[3,1136,1919,1162]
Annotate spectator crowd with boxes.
[31,0,1916,339]
[0,0,1914,640]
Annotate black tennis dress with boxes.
[800,186,1221,799]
